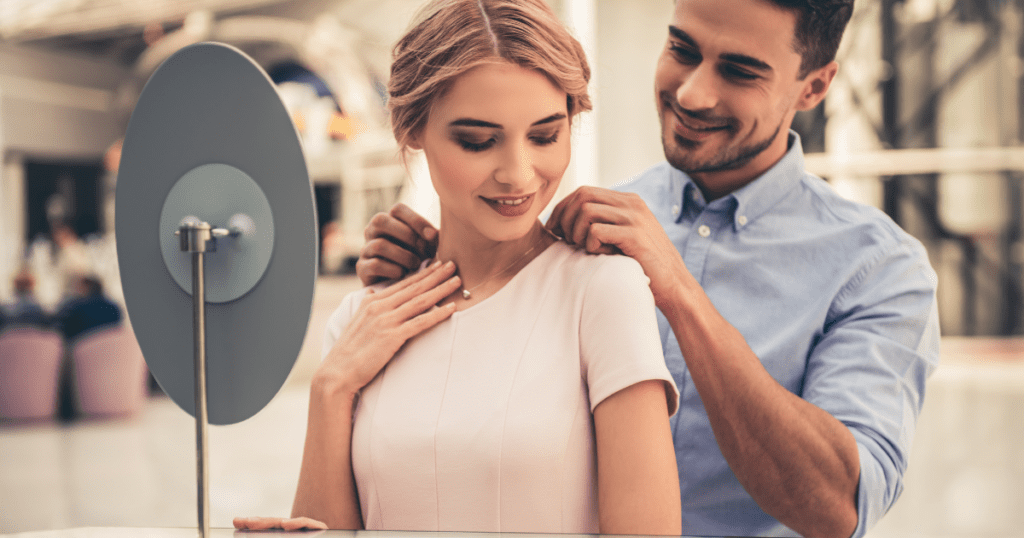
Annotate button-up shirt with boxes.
[614,132,940,538]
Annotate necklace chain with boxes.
[458,235,549,300]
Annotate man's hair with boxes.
[80,275,104,296]
[13,270,34,294]
[765,0,855,78]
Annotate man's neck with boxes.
[688,130,794,202]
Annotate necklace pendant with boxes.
[462,289,472,300]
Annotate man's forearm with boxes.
[661,278,860,538]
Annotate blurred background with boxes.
[0,0,1021,536]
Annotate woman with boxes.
[236,0,680,534]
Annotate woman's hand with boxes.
[233,516,327,531]
[315,259,461,399]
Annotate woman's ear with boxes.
[407,130,424,151]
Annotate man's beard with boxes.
[663,119,782,175]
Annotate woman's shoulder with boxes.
[544,241,650,290]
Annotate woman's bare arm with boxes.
[290,377,362,528]
[593,379,681,535]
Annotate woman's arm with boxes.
[290,377,362,528]
[593,379,681,536]
[290,260,462,528]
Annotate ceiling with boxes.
[0,0,424,65]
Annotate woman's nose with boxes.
[494,141,535,189]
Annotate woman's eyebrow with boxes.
[532,113,567,126]
[449,118,502,128]
[449,112,567,129]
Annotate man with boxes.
[4,269,50,329]
[356,0,940,537]
[55,274,123,342]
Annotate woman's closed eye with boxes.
[456,136,497,152]
[530,131,560,146]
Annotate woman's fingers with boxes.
[233,516,283,530]
[401,300,458,339]
[393,274,462,320]
[372,260,454,306]
[232,516,329,531]
[281,516,329,531]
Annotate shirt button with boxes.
[698,225,711,237]
[691,190,700,201]
[738,215,748,226]
[672,204,680,215]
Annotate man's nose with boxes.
[675,63,719,113]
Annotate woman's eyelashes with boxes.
[456,137,496,152]
[453,130,561,152]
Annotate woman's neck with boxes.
[434,216,555,304]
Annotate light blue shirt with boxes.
[614,132,940,538]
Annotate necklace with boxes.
[457,233,551,300]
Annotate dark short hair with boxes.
[765,0,855,78]
[80,275,104,296]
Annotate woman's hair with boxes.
[387,0,592,152]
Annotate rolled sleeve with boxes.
[802,239,941,538]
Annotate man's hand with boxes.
[546,187,689,311]
[356,203,439,286]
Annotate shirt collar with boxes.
[674,130,806,228]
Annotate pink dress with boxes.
[323,242,679,533]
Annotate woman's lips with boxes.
[480,194,535,217]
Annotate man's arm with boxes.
[548,186,860,538]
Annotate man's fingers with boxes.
[361,238,422,273]
[390,203,439,245]
[355,256,407,286]
[586,222,628,255]
[545,192,575,238]
[570,202,625,247]
[365,212,424,255]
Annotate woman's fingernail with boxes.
[432,259,442,268]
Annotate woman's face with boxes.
[411,62,571,242]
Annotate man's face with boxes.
[654,0,817,198]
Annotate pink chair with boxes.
[0,327,65,422]
[71,325,149,418]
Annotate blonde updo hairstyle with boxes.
[388,0,592,153]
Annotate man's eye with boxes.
[669,43,700,63]
[721,66,758,81]
[457,138,495,152]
